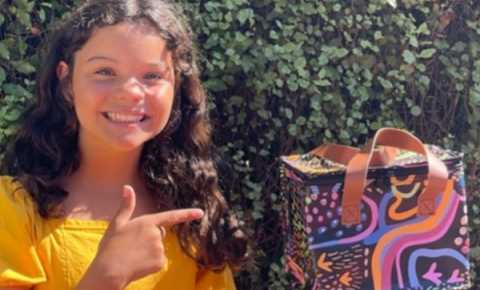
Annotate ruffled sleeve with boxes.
[195,266,236,290]
[0,176,46,287]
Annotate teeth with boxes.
[105,112,144,123]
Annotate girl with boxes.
[0,0,248,289]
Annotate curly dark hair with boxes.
[3,0,248,270]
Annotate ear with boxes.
[56,61,75,105]
[56,61,69,80]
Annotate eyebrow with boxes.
[86,56,169,70]
[145,61,168,70]
[86,56,118,63]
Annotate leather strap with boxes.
[310,143,399,167]
[341,128,449,226]
[310,144,359,165]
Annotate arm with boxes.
[74,261,124,290]
[0,179,46,289]
[74,271,121,290]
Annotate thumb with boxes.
[112,185,136,227]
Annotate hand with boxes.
[76,185,204,290]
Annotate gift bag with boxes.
[280,128,471,290]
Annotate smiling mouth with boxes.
[102,112,149,123]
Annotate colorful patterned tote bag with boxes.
[280,128,471,290]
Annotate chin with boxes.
[108,137,150,153]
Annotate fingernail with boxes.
[122,185,131,198]
[193,209,204,218]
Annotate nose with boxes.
[119,77,145,102]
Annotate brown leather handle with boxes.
[341,128,449,226]
[310,144,399,167]
[310,144,360,165]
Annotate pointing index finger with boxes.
[146,209,204,227]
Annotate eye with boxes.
[144,72,165,80]
[95,68,115,76]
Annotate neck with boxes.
[62,137,146,198]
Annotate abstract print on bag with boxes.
[281,142,471,290]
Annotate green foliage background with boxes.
[0,0,479,289]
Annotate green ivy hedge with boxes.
[0,0,479,289]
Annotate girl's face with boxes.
[57,22,175,153]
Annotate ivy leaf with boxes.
[386,0,397,8]
[409,36,418,48]
[334,48,349,58]
[230,95,244,106]
[417,23,430,35]
[15,0,34,11]
[275,78,284,88]
[378,77,393,89]
[451,42,466,52]
[347,117,354,126]
[16,11,31,27]
[402,50,416,64]
[314,79,331,87]
[294,57,306,70]
[204,78,227,92]
[410,106,422,116]
[3,84,31,97]
[269,30,279,40]
[318,53,329,65]
[3,108,22,122]
[237,9,253,25]
[296,116,306,126]
[14,61,35,74]
[471,88,480,105]
[288,124,297,136]
[40,2,53,8]
[339,130,350,140]
[0,67,6,85]
[419,75,430,87]
[0,42,9,60]
[38,9,46,22]
[284,108,293,119]
[418,48,437,59]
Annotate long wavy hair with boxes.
[3,0,248,270]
